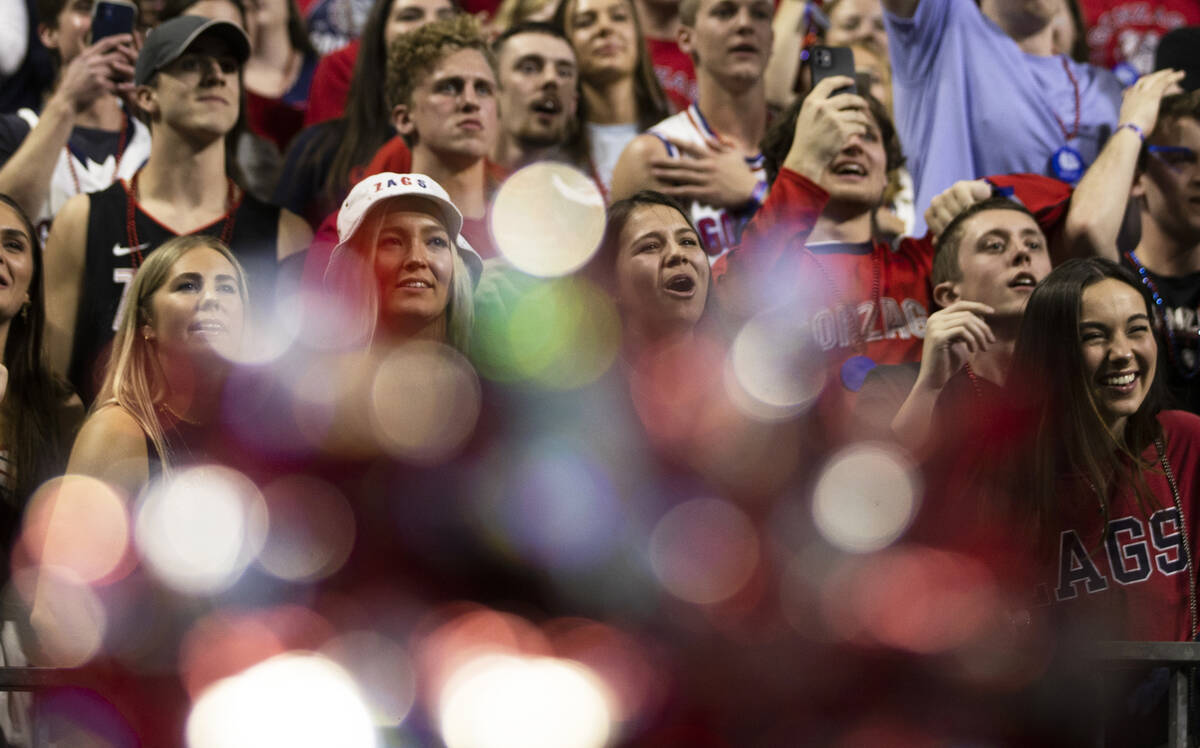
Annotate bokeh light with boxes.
[726,307,827,421]
[14,567,106,667]
[179,605,335,698]
[416,606,551,702]
[811,443,920,553]
[19,476,132,585]
[648,498,759,605]
[438,654,614,748]
[490,442,624,571]
[186,652,377,748]
[321,630,417,727]
[370,342,481,464]
[222,284,303,366]
[135,466,268,595]
[820,546,1000,654]
[491,163,606,277]
[502,279,621,390]
[257,475,356,582]
[547,619,662,726]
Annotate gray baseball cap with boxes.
[134,16,250,86]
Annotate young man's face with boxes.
[679,0,772,85]
[814,112,888,210]
[394,47,498,164]
[40,0,94,64]
[1136,116,1200,245]
[140,34,243,138]
[383,0,455,48]
[937,209,1051,319]
[497,32,578,150]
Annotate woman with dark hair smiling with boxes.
[997,257,1200,642]
[0,194,81,551]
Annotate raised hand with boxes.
[782,75,875,182]
[914,300,996,391]
[1119,68,1187,136]
[52,33,138,114]
[925,179,992,240]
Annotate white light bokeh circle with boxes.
[491,163,606,277]
[726,309,826,421]
[439,654,613,748]
[321,631,417,727]
[648,498,759,605]
[369,342,482,464]
[135,466,268,595]
[812,443,921,553]
[187,652,377,748]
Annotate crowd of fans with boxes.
[0,0,1199,743]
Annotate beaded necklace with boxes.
[1054,56,1082,142]
[963,362,984,399]
[805,242,883,352]
[1125,250,1198,380]
[123,170,240,269]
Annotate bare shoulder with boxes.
[276,208,313,262]
[67,404,149,494]
[610,134,671,201]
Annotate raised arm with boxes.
[43,194,90,379]
[1063,68,1186,261]
[0,35,135,218]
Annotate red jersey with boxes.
[1039,410,1200,642]
[304,41,357,126]
[1080,0,1199,73]
[645,36,697,114]
[718,168,1072,409]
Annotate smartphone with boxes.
[90,0,137,44]
[810,45,856,96]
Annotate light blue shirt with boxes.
[885,0,1122,235]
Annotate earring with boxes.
[19,302,28,321]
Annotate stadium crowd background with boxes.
[0,0,1199,743]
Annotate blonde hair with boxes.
[94,235,249,476]
[325,203,475,353]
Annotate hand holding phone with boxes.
[810,45,857,96]
[90,0,138,45]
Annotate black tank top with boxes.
[73,181,282,403]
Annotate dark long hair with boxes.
[1003,257,1166,545]
[307,0,409,204]
[0,195,75,510]
[552,0,669,165]
[587,190,713,327]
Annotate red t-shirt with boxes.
[1039,410,1200,642]
[305,41,358,126]
[646,36,697,114]
[1080,0,1200,72]
[718,169,1072,415]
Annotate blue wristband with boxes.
[1118,122,1146,142]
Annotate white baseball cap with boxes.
[331,172,483,287]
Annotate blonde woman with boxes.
[323,172,482,353]
[66,235,249,496]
